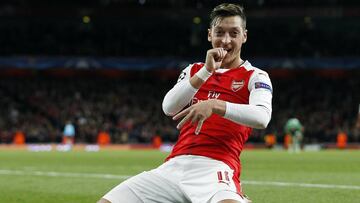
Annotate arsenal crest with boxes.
[231,80,244,92]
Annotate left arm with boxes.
[223,70,273,128]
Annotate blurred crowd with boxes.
[261,73,360,144]
[0,70,359,145]
[0,76,178,144]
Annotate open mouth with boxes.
[223,48,232,53]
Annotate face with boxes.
[208,16,247,68]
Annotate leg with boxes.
[98,184,143,203]
[97,198,110,203]
[217,197,252,203]
[210,191,251,203]
[99,170,188,203]
[294,133,302,153]
[218,200,242,203]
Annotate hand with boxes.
[173,100,215,135]
[205,48,228,72]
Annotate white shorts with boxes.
[103,155,248,203]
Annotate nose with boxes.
[221,33,231,44]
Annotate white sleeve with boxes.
[162,64,198,116]
[224,70,273,129]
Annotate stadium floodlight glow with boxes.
[193,16,201,24]
[82,16,91,24]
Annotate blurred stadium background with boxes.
[0,0,359,148]
[0,0,360,202]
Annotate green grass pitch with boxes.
[0,149,359,203]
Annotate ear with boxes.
[208,28,212,42]
[242,29,248,43]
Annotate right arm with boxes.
[162,48,227,116]
[162,64,198,116]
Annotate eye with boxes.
[215,30,224,36]
[231,31,240,37]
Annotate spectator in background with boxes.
[336,130,347,149]
[63,120,75,147]
[284,118,303,153]
[352,104,360,142]
[264,132,276,149]
[13,130,25,145]
[97,130,111,146]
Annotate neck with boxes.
[222,57,244,69]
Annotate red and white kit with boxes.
[103,61,272,203]
[165,61,272,194]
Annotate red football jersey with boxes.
[166,62,256,192]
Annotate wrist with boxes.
[205,66,213,73]
[209,99,226,116]
[195,66,212,81]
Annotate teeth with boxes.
[222,48,231,52]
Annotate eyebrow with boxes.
[214,27,241,31]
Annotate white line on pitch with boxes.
[0,169,130,180]
[242,180,360,190]
[0,169,359,190]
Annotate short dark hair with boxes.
[209,3,246,29]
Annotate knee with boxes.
[97,198,111,203]
[217,197,252,203]
[218,200,241,203]
[211,191,251,203]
